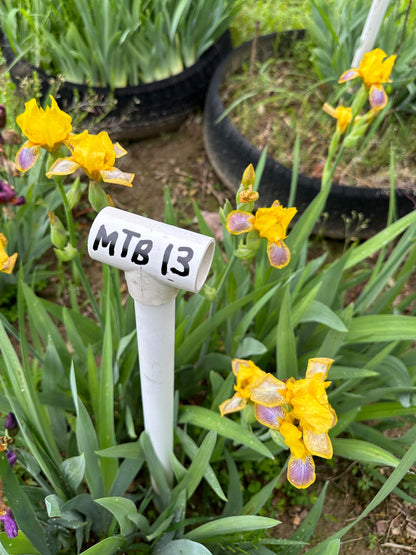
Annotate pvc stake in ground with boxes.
[88,206,215,482]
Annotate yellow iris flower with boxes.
[221,357,336,488]
[15,96,73,172]
[226,200,297,268]
[219,359,269,416]
[323,103,354,134]
[254,357,336,488]
[338,48,396,110]
[46,130,134,187]
[0,233,17,274]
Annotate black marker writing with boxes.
[171,246,193,277]
[121,228,142,258]
[93,225,118,256]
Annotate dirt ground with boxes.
[106,112,231,225]
[93,113,416,555]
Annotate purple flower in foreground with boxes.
[6,451,17,467]
[4,413,17,432]
[0,105,6,130]
[0,181,25,206]
[0,508,18,538]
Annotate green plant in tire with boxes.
[0,0,242,87]
[309,0,416,113]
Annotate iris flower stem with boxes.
[56,178,80,291]
[56,179,103,325]
[198,253,237,364]
[73,256,103,327]
[321,141,346,192]
[57,179,76,247]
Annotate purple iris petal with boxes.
[0,181,15,203]
[0,105,6,130]
[338,69,359,83]
[287,454,315,489]
[369,85,388,110]
[267,241,290,269]
[0,181,25,206]
[226,211,254,234]
[10,195,26,206]
[16,144,39,172]
[6,450,17,467]
[5,412,17,431]
[255,404,285,429]
[0,508,18,538]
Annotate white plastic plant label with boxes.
[87,206,215,292]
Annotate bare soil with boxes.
[108,112,230,223]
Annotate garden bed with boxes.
[221,33,416,191]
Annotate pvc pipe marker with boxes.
[351,0,390,67]
[88,207,215,483]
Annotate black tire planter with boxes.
[1,30,232,141]
[203,31,416,239]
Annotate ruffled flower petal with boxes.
[113,142,127,158]
[232,358,250,376]
[338,68,360,83]
[15,142,40,172]
[359,49,396,87]
[46,158,81,178]
[248,373,287,406]
[59,130,135,185]
[0,234,17,274]
[219,394,246,416]
[255,403,286,429]
[1,252,18,274]
[291,395,335,435]
[226,210,255,234]
[303,429,333,459]
[329,406,337,429]
[369,84,388,110]
[0,508,18,538]
[323,103,353,134]
[287,453,315,489]
[267,240,290,268]
[305,357,334,380]
[231,359,267,401]
[16,96,72,152]
[100,168,134,187]
[254,203,297,243]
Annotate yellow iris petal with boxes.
[247,373,287,407]
[305,357,334,380]
[253,201,297,243]
[16,96,72,152]
[232,359,267,399]
[358,48,396,88]
[323,103,353,134]
[303,429,333,459]
[280,421,306,460]
[219,394,247,416]
[48,130,135,186]
[0,233,17,274]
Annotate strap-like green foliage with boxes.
[0,0,242,86]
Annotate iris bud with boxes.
[54,243,78,262]
[88,181,108,212]
[48,211,67,249]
